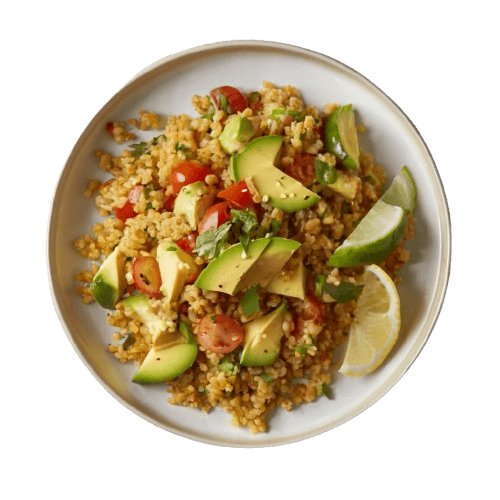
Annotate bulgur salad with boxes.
[74,82,416,433]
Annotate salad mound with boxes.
[74,82,416,433]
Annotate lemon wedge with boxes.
[339,264,401,376]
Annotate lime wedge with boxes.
[328,199,406,268]
[381,166,417,215]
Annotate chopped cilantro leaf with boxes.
[323,282,364,303]
[231,209,258,234]
[314,275,327,297]
[315,159,338,185]
[193,221,232,259]
[129,141,150,157]
[242,285,260,315]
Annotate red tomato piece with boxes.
[162,194,176,212]
[284,151,317,186]
[169,162,213,193]
[131,256,163,299]
[184,269,201,285]
[302,290,326,325]
[197,202,231,233]
[114,185,147,221]
[217,180,255,209]
[176,233,198,254]
[197,315,244,354]
[210,86,249,114]
[113,200,136,222]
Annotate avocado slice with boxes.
[235,237,301,293]
[219,115,255,155]
[90,246,126,309]
[325,104,360,170]
[266,258,306,299]
[195,238,271,295]
[122,294,166,341]
[122,294,190,351]
[132,320,198,384]
[240,303,288,367]
[157,240,198,303]
[194,237,300,295]
[230,136,320,213]
[173,181,213,230]
[327,170,361,200]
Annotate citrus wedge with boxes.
[328,199,406,268]
[339,264,401,376]
[328,166,416,268]
[381,166,417,215]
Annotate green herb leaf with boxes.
[193,221,232,259]
[239,233,251,253]
[165,245,177,251]
[121,334,136,351]
[261,372,273,383]
[270,108,304,121]
[323,282,364,303]
[218,357,240,375]
[314,275,327,297]
[242,285,261,315]
[200,111,215,120]
[230,209,259,253]
[175,142,188,153]
[152,134,166,145]
[318,382,332,399]
[231,209,258,234]
[293,344,315,355]
[271,219,281,235]
[315,159,338,185]
[129,141,150,157]
[219,94,228,113]
[248,91,261,103]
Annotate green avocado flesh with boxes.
[122,294,166,341]
[230,135,320,212]
[266,258,306,299]
[219,115,255,154]
[90,246,126,309]
[195,237,300,295]
[132,321,197,384]
[195,238,271,295]
[240,303,287,367]
[325,104,360,170]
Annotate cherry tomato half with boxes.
[131,256,163,299]
[169,162,213,193]
[217,180,255,209]
[197,314,244,354]
[198,202,231,233]
[284,152,317,186]
[210,86,249,114]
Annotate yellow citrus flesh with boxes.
[339,264,401,377]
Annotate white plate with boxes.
[48,40,451,447]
